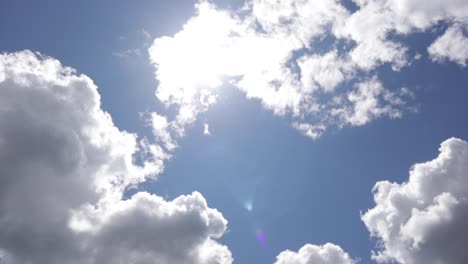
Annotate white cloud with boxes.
[384,0,468,32]
[293,77,412,139]
[146,0,466,142]
[148,0,415,141]
[72,191,232,264]
[113,48,142,59]
[248,0,350,43]
[203,122,211,136]
[362,137,468,264]
[339,77,407,126]
[274,243,355,264]
[149,112,178,150]
[428,24,468,66]
[335,0,468,70]
[0,50,231,264]
[298,50,353,93]
[292,122,326,140]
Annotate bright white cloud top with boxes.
[274,243,356,264]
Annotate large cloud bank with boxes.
[147,0,468,144]
[0,51,232,264]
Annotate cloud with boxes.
[274,243,355,264]
[73,191,232,264]
[148,0,420,141]
[203,122,211,136]
[292,122,326,140]
[338,77,409,127]
[428,24,468,66]
[298,51,354,93]
[0,50,231,264]
[142,28,152,39]
[149,112,178,150]
[382,0,468,31]
[335,0,468,69]
[113,48,142,59]
[362,137,468,264]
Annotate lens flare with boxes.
[244,200,253,212]
[256,228,266,249]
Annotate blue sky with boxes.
[1,1,468,264]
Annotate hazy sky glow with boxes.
[0,0,468,263]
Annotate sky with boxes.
[0,0,468,264]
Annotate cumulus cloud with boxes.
[73,191,232,264]
[148,0,421,141]
[428,24,468,66]
[362,137,468,264]
[336,0,468,69]
[0,50,231,264]
[146,0,468,143]
[274,243,355,264]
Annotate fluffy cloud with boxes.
[298,51,353,93]
[336,0,468,69]
[383,0,468,31]
[74,192,231,264]
[274,243,355,264]
[147,0,468,144]
[149,112,178,150]
[148,0,417,141]
[334,0,408,70]
[0,50,231,264]
[428,24,468,66]
[336,77,409,126]
[362,137,468,264]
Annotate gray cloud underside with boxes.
[0,51,232,264]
